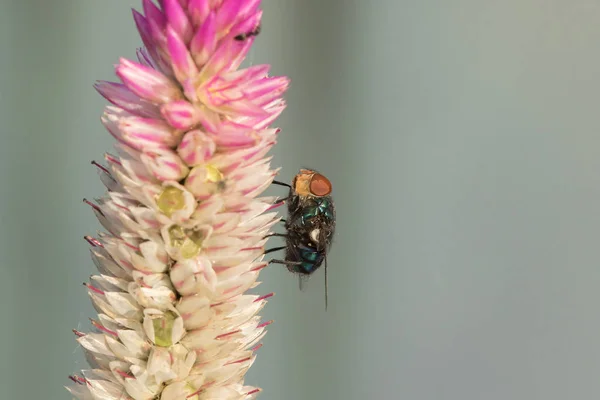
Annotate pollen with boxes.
[157,186,186,217]
[151,310,177,347]
[204,164,224,184]
[168,225,206,259]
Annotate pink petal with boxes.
[119,117,181,149]
[190,11,217,67]
[161,100,200,130]
[133,10,173,76]
[210,140,274,173]
[143,0,166,29]
[94,81,160,118]
[102,107,137,149]
[198,37,252,82]
[116,58,180,104]
[246,76,289,99]
[226,64,271,83]
[208,121,258,149]
[184,166,221,199]
[236,104,285,131]
[215,0,261,39]
[135,47,154,68]
[245,76,290,108]
[177,130,216,166]
[141,148,189,181]
[206,94,268,117]
[188,0,211,27]
[166,26,199,83]
[196,105,220,133]
[197,74,285,117]
[224,9,262,42]
[132,10,159,64]
[164,0,194,43]
[253,104,286,130]
[143,1,170,62]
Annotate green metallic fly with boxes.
[265,169,336,309]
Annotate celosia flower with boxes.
[67,1,288,399]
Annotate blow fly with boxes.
[266,169,336,309]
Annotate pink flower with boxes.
[68,1,288,399]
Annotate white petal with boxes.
[65,383,94,400]
[92,275,129,292]
[190,196,224,224]
[147,347,177,384]
[123,376,159,400]
[90,248,130,279]
[176,295,212,330]
[105,335,136,360]
[78,333,112,357]
[105,292,143,319]
[131,284,177,309]
[117,329,151,359]
[211,213,241,235]
[108,360,132,385]
[170,258,217,296]
[161,381,198,400]
[86,378,129,400]
[98,314,121,333]
[130,271,172,289]
[89,292,119,320]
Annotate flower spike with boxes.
[69,1,288,399]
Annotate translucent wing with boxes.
[298,274,309,292]
[297,261,328,311]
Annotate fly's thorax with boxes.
[298,196,335,225]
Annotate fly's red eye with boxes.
[309,174,332,196]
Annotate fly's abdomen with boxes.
[288,245,323,275]
[300,248,318,273]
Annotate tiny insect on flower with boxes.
[235,24,262,41]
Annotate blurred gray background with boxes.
[3,0,600,399]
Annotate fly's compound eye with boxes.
[309,174,332,196]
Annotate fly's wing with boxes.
[297,261,328,310]
[298,274,310,292]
